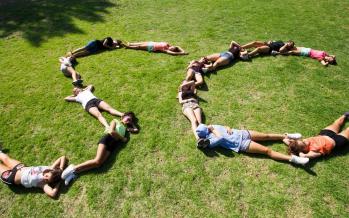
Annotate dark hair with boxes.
[170,46,180,52]
[329,56,337,65]
[43,168,62,185]
[122,111,139,133]
[287,40,295,48]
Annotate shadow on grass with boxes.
[199,147,235,158]
[0,0,117,47]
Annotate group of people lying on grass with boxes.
[59,37,188,87]
[179,39,341,168]
[2,112,348,198]
[0,38,340,198]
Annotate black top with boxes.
[96,37,113,50]
[268,41,284,51]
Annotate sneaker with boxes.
[271,50,278,56]
[344,112,349,120]
[290,155,309,165]
[61,164,75,179]
[72,79,83,87]
[286,133,302,140]
[64,173,76,186]
[197,138,210,149]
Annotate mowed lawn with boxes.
[0,0,349,217]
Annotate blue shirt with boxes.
[207,125,244,152]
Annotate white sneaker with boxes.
[286,133,302,140]
[61,164,75,179]
[290,155,309,165]
[64,173,76,186]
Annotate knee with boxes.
[264,147,272,156]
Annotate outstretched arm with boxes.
[64,95,76,102]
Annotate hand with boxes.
[299,152,306,157]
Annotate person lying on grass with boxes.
[276,46,337,66]
[66,37,123,59]
[61,116,139,185]
[284,113,348,159]
[64,85,126,131]
[241,40,294,58]
[195,124,309,165]
[201,40,249,73]
[185,57,212,87]
[0,150,67,198]
[178,80,208,146]
[59,57,83,87]
[124,41,188,55]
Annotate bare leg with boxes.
[247,141,291,162]
[241,41,265,49]
[205,53,220,62]
[194,73,204,87]
[183,108,200,139]
[66,66,80,82]
[125,42,148,50]
[185,68,195,81]
[71,49,91,59]
[248,46,270,57]
[98,101,123,117]
[324,115,346,134]
[209,57,231,71]
[0,153,21,169]
[249,130,285,141]
[193,107,202,124]
[0,163,11,174]
[88,107,109,129]
[339,127,349,140]
[74,144,110,173]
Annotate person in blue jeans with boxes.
[195,124,309,165]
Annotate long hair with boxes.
[43,168,62,185]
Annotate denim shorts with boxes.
[85,40,99,53]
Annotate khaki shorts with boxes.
[182,101,200,112]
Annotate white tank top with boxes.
[75,90,97,109]
[20,166,49,188]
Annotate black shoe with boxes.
[197,138,210,149]
[72,79,83,87]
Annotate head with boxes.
[239,50,249,60]
[199,56,209,64]
[287,139,307,155]
[168,46,180,52]
[43,168,62,185]
[286,40,295,49]
[325,55,337,65]
[113,40,122,48]
[121,111,139,133]
[196,124,209,139]
[72,87,82,96]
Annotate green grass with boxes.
[1,0,349,217]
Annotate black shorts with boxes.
[98,134,119,152]
[319,129,349,150]
[268,41,284,53]
[85,98,102,112]
[0,163,25,185]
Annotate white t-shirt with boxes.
[20,166,49,188]
[76,90,97,109]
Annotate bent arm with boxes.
[320,60,329,66]
[51,156,67,170]
[278,44,290,53]
[43,182,61,198]
[84,84,94,92]
[229,40,241,49]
